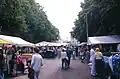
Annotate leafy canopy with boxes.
[72,0,120,42]
[0,0,59,43]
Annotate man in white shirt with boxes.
[90,46,96,76]
[61,48,68,69]
[31,48,43,79]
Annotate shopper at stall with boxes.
[10,53,17,77]
[7,46,16,75]
[7,47,13,75]
[0,48,4,79]
[95,48,104,78]
[31,48,43,79]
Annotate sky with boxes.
[35,0,84,41]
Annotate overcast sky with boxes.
[35,0,84,41]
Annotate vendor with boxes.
[7,47,15,75]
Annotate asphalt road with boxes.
[12,58,91,79]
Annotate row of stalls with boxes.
[88,35,120,79]
[0,35,69,77]
[0,35,68,76]
[35,41,68,58]
[0,35,68,58]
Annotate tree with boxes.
[0,0,27,36]
[72,0,120,42]
[0,0,59,43]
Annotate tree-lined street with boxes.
[0,0,120,79]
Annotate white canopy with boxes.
[36,41,68,46]
[0,35,34,47]
[88,35,120,45]
[36,41,50,46]
[48,42,68,46]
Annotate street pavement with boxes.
[11,58,91,79]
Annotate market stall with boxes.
[0,35,35,76]
[88,35,120,45]
[0,35,34,47]
[88,35,120,79]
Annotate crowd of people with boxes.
[89,44,120,79]
[1,44,118,79]
[0,45,89,79]
[0,45,35,79]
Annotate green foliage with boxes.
[0,0,27,36]
[0,0,59,43]
[72,0,120,42]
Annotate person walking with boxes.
[66,46,73,68]
[31,48,43,79]
[60,48,68,69]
